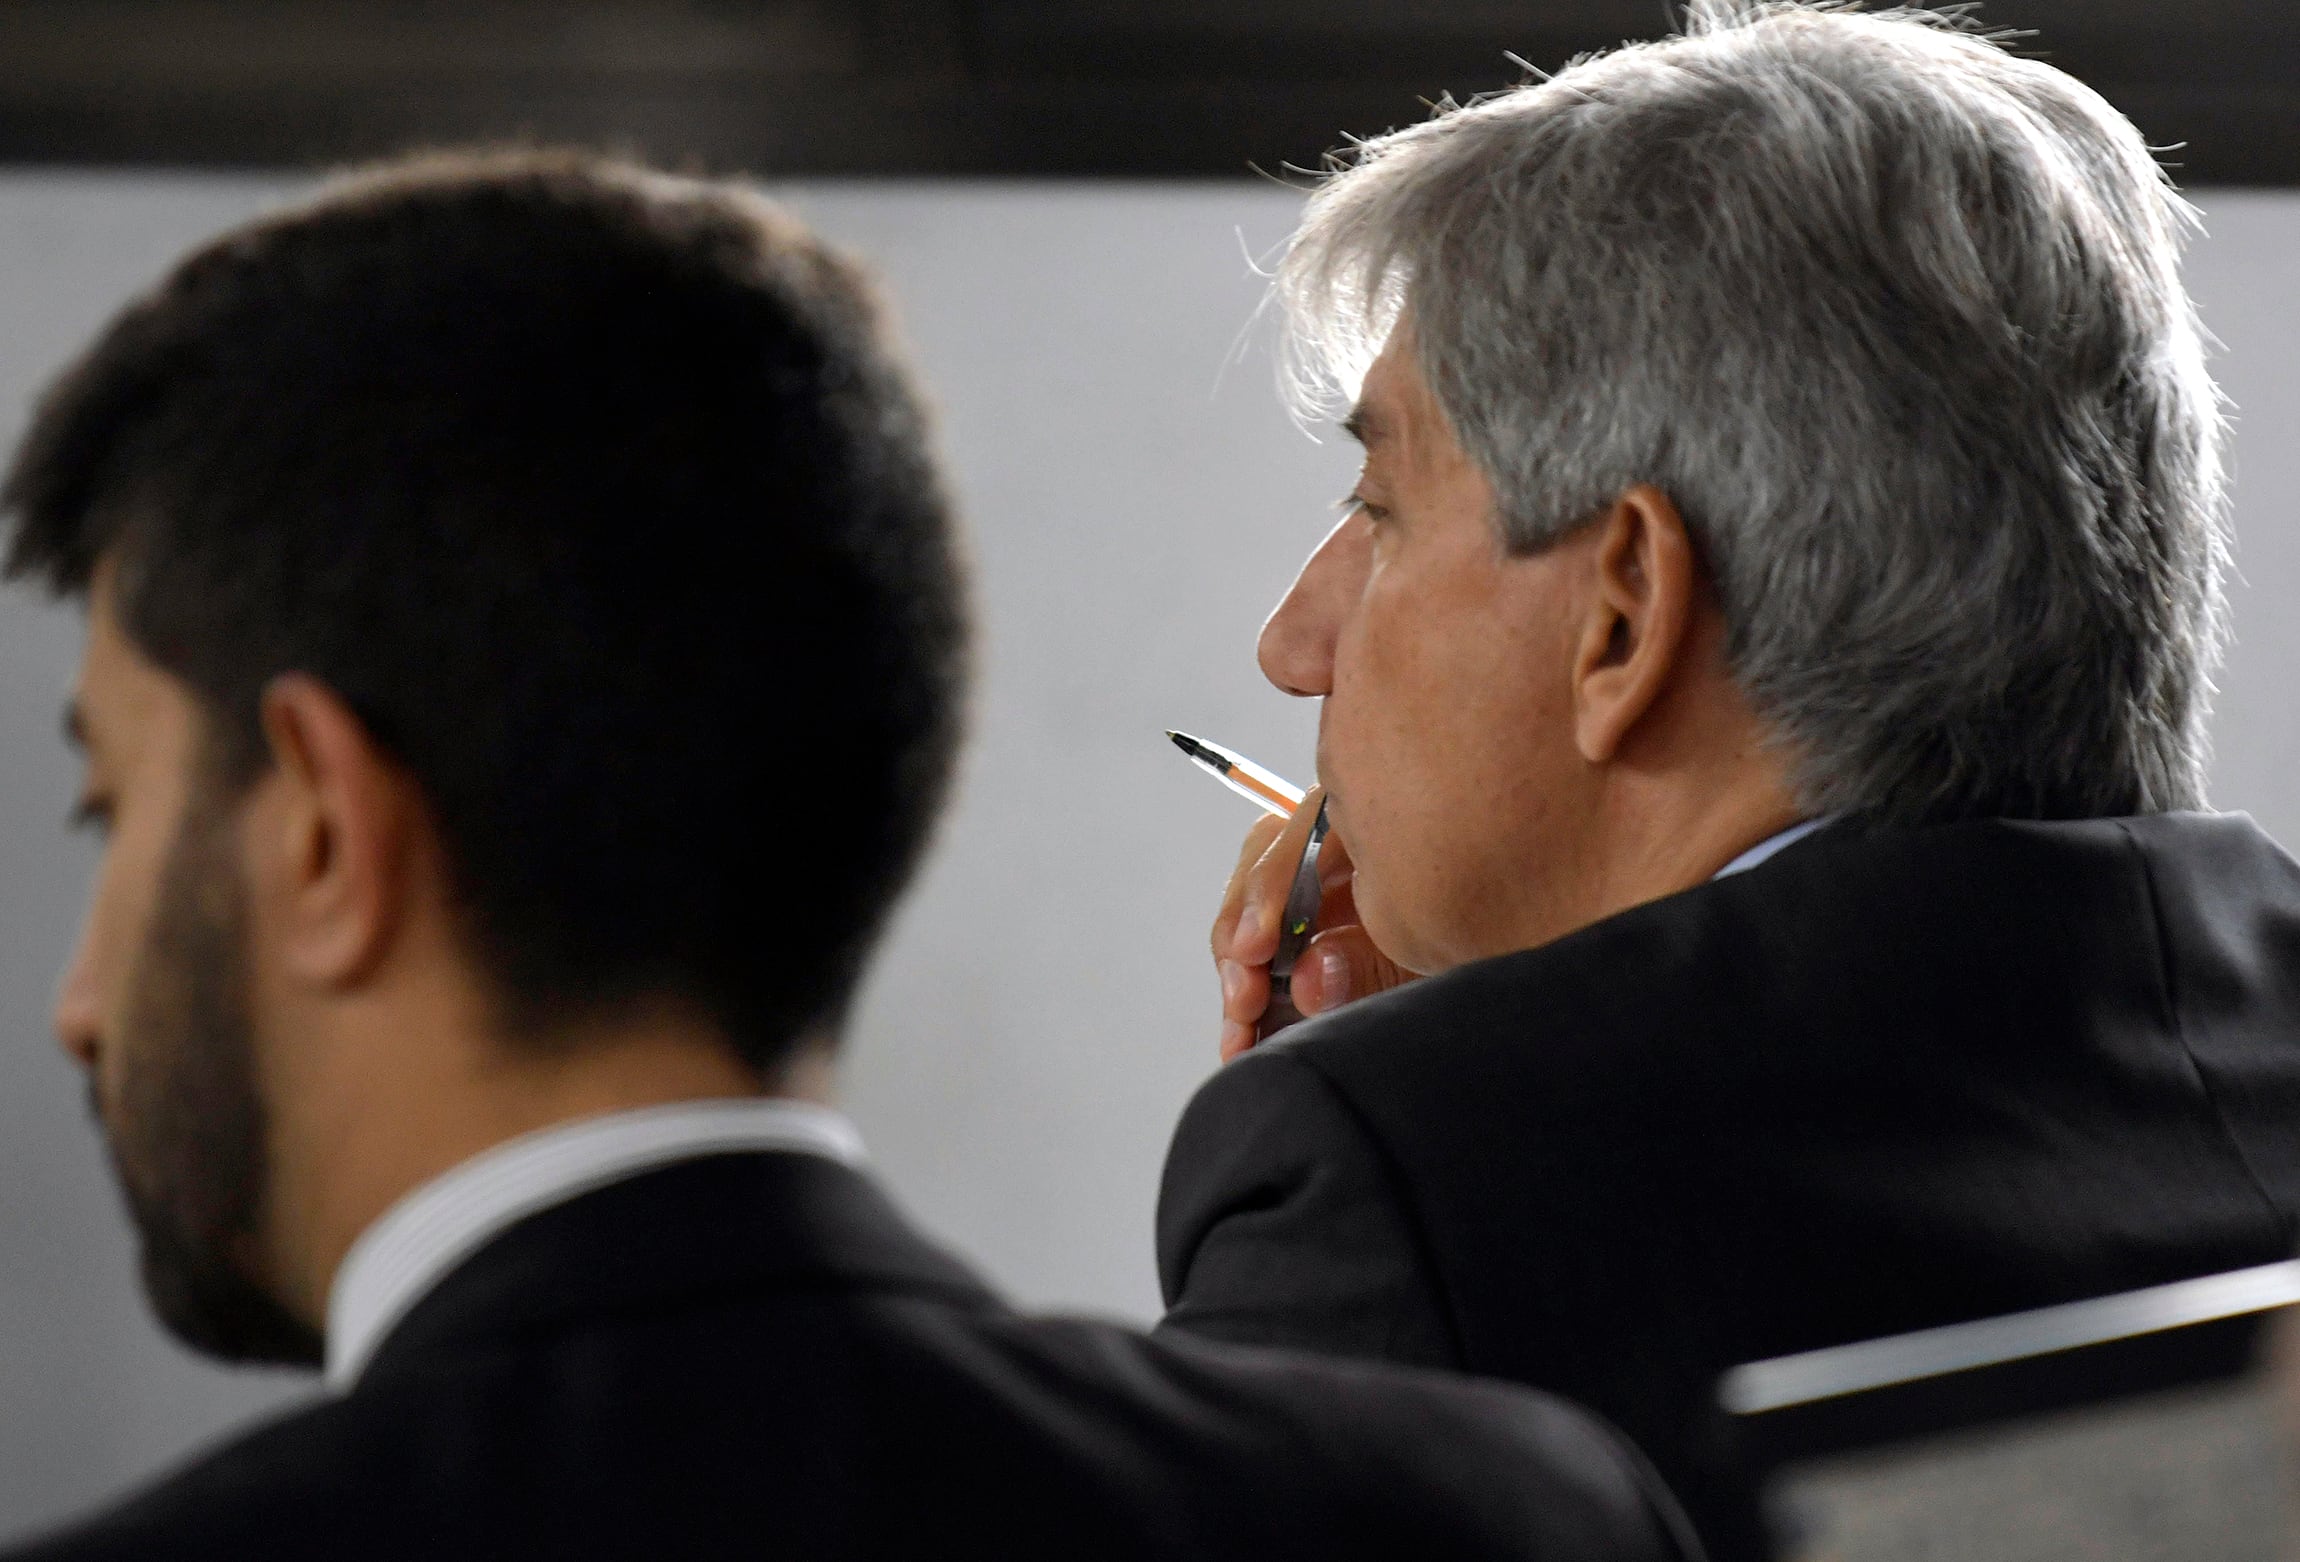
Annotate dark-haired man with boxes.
[0,152,1694,1561]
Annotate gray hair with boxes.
[1279,1,2229,824]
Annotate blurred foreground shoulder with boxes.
[864,1295,1702,1562]
[0,1395,435,1562]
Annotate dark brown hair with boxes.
[5,150,970,1069]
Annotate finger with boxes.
[1210,808,1290,963]
[1218,950,1271,1030]
[1225,786,1327,965]
[1290,924,1401,1016]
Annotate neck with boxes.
[258,990,818,1330]
[1593,778,1805,914]
[1580,657,1806,929]
[1491,748,1803,963]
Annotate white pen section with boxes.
[1199,736,1305,818]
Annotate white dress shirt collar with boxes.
[323,1097,864,1393]
[1713,816,1833,880]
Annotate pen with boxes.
[1167,729,1326,1041]
[1166,731,1304,818]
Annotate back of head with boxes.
[1281,1,2227,823]
[3,150,970,1069]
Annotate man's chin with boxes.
[1351,884,1432,980]
[137,1235,321,1368]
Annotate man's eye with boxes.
[1337,491,1392,524]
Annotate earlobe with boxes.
[1572,485,1698,766]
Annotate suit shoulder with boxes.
[851,1298,1691,1561]
[1159,1041,1394,1267]
[7,1294,1688,1562]
[2,1397,401,1561]
[5,1299,877,1561]
[1156,1042,1423,1333]
[1166,1042,1369,1172]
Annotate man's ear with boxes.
[1571,484,1700,766]
[254,674,420,990]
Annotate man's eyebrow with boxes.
[1341,403,1388,448]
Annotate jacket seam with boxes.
[2117,819,2285,1236]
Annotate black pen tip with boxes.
[1167,730,1196,754]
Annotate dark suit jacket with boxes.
[1157,813,2300,1559]
[9,1150,1698,1561]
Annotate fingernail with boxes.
[1219,960,1247,1008]
[1318,946,1352,1007]
[1233,900,1268,954]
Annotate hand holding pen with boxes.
[1172,732,1414,1062]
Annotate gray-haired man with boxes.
[1157,6,2300,1558]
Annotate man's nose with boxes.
[52,923,101,1073]
[1257,511,1367,698]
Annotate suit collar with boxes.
[355,1151,993,1388]
[327,1099,867,1390]
[1712,817,1835,879]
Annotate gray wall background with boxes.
[0,175,2293,1539]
